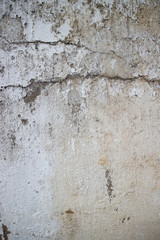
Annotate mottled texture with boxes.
[0,0,160,240]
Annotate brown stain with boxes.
[21,119,28,125]
[98,158,107,167]
[56,209,79,240]
[0,224,11,240]
[136,4,160,32]
[65,209,74,214]
[106,178,113,197]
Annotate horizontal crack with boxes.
[0,74,159,91]
[1,36,125,59]
[1,74,159,104]
[2,37,92,52]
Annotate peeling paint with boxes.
[0,0,160,240]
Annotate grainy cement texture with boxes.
[0,0,160,239]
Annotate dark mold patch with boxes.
[57,209,78,240]
[121,217,130,223]
[8,132,16,149]
[95,3,105,13]
[21,119,28,125]
[87,0,92,4]
[105,170,114,201]
[0,101,5,113]
[24,82,41,104]
[0,224,11,240]
[0,66,5,74]
[24,80,48,104]
[68,0,78,3]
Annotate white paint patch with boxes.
[111,59,116,69]
[129,86,144,98]
[71,138,76,153]
[57,19,72,39]
[33,20,58,42]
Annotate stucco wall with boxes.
[0,0,160,239]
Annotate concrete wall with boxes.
[0,0,160,239]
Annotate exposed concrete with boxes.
[0,0,160,239]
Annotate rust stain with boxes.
[56,209,78,240]
[98,158,108,167]
[65,208,74,214]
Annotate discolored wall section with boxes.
[0,1,160,240]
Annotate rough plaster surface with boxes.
[0,0,160,239]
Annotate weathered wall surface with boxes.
[0,0,160,239]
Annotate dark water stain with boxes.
[95,3,105,13]
[24,82,41,104]
[105,170,114,201]
[68,0,78,3]
[7,132,16,149]
[0,224,11,240]
[24,81,48,104]
[0,66,5,74]
[121,217,130,223]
